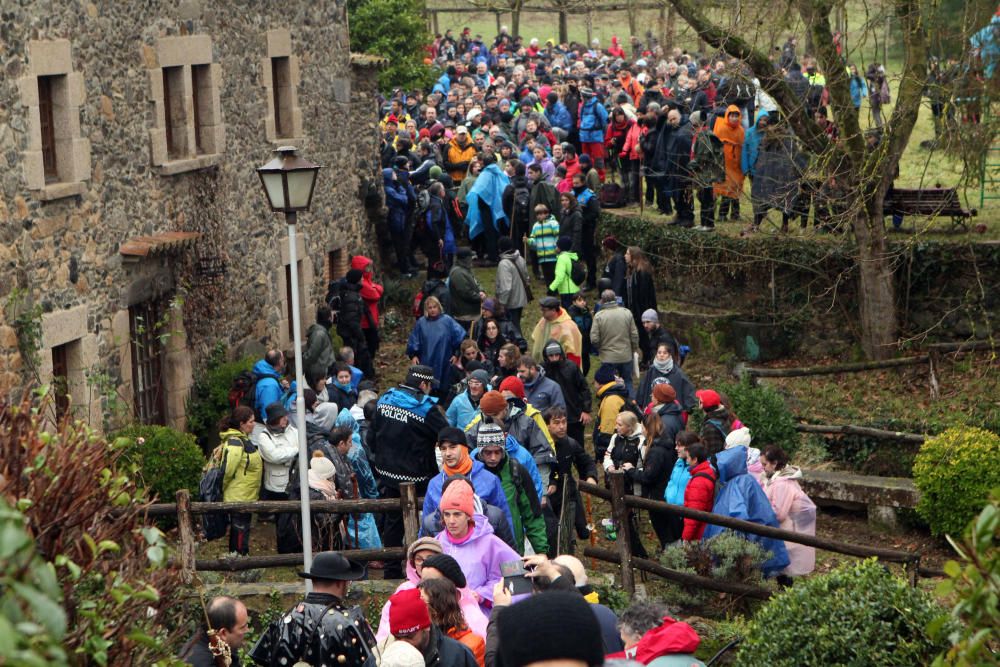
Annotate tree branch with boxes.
[664,0,830,154]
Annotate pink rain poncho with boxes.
[762,465,817,576]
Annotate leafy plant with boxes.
[592,581,631,614]
[929,488,1000,666]
[738,559,949,666]
[0,395,187,664]
[186,343,254,452]
[912,426,1000,537]
[114,425,206,504]
[348,0,434,91]
[689,379,799,457]
[658,531,772,612]
[0,496,68,664]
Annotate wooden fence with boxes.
[156,484,422,582]
[579,471,940,599]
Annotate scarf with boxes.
[308,470,338,500]
[443,447,474,477]
[652,356,674,374]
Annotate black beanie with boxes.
[557,235,572,252]
[498,236,514,253]
[497,592,604,667]
[421,554,467,589]
[346,268,363,284]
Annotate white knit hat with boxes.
[310,452,336,480]
[725,426,752,449]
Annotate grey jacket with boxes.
[495,250,530,309]
[590,302,640,364]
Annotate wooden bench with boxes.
[884,187,978,232]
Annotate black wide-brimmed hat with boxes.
[298,551,367,581]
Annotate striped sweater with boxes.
[528,215,560,263]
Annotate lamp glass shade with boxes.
[260,169,288,210]
[286,169,317,209]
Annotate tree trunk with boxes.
[666,4,676,46]
[628,0,638,37]
[853,199,899,360]
[512,7,520,37]
[559,11,568,44]
[586,9,594,46]
[496,10,502,36]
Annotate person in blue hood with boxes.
[407,296,468,396]
[252,351,286,422]
[384,167,417,276]
[333,408,382,550]
[465,153,511,263]
[740,111,769,178]
[702,445,790,577]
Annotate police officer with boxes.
[248,552,377,666]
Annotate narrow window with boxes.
[327,248,346,283]
[162,66,186,159]
[129,299,167,425]
[192,64,210,154]
[271,56,292,138]
[38,76,58,182]
[51,343,70,420]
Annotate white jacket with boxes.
[255,425,300,493]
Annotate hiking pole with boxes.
[585,492,597,570]
[639,157,645,221]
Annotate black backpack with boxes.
[512,185,531,228]
[199,445,230,541]
[228,371,257,412]
[570,257,587,285]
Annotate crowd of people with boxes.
[166,24,944,667]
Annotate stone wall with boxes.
[0,0,383,429]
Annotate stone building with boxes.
[0,1,386,430]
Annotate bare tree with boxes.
[547,0,591,44]
[664,0,929,359]
[467,0,533,37]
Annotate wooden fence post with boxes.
[608,471,635,596]
[176,489,196,583]
[400,483,419,548]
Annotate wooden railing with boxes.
[579,471,939,598]
[157,484,422,582]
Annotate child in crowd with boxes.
[567,291,593,377]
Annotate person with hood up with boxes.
[636,341,696,413]
[711,105,746,222]
[417,261,451,318]
[445,125,478,182]
[336,269,374,378]
[760,445,817,578]
[702,445,790,576]
[618,68,646,105]
[251,350,285,422]
[526,146,556,182]
[529,296,583,367]
[375,538,489,643]
[472,423,548,556]
[422,427,512,532]
[544,91,573,137]
[605,107,635,187]
[695,389,734,455]
[747,113,807,234]
[549,235,580,308]
[618,107,646,205]
[501,163,533,271]
[608,35,626,59]
[542,339,592,447]
[447,368,491,431]
[333,409,382,550]
[740,110,769,180]
[216,406,263,555]
[407,296,468,396]
[465,154,511,263]
[384,168,417,277]
[578,87,609,180]
[434,478,521,613]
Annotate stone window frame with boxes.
[262,29,304,143]
[18,39,91,201]
[147,35,226,175]
[38,305,100,426]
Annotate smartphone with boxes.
[500,560,533,595]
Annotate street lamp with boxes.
[257,146,320,589]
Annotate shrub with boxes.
[186,344,254,452]
[929,488,1000,666]
[738,559,949,666]
[658,531,772,612]
[913,426,1000,537]
[114,425,205,503]
[689,379,799,457]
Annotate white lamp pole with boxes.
[257,146,321,591]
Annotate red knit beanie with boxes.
[499,376,525,399]
[439,478,475,518]
[389,589,432,636]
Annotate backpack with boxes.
[511,185,531,229]
[414,189,432,228]
[570,257,587,286]
[326,280,343,324]
[199,445,230,540]
[690,470,721,504]
[228,371,257,411]
[599,182,626,208]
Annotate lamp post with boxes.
[257,146,320,590]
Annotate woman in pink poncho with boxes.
[374,536,488,642]
[760,445,817,577]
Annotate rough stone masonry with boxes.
[0,0,386,429]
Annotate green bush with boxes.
[348,0,434,91]
[658,531,772,612]
[114,425,205,503]
[689,379,799,457]
[913,426,1000,537]
[738,559,949,666]
[929,488,1000,666]
[186,344,254,452]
